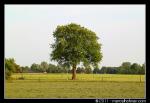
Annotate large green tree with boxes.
[51,23,102,80]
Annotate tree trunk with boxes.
[72,64,76,80]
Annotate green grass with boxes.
[11,73,145,82]
[5,73,145,98]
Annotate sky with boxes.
[5,5,145,68]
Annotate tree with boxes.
[31,63,40,72]
[40,61,49,72]
[5,58,17,79]
[51,23,102,80]
[120,62,131,74]
[130,63,141,74]
[47,63,58,73]
[138,64,144,74]
[15,64,21,73]
[21,66,29,73]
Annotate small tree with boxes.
[51,23,102,80]
[120,62,131,74]
[31,63,40,72]
[5,58,17,79]
[47,64,58,73]
[40,61,49,72]
[21,66,30,73]
[130,63,141,74]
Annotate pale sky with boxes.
[5,5,145,68]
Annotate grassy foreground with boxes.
[5,73,145,98]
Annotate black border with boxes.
[1,1,149,103]
[146,1,150,102]
[2,0,149,4]
[0,0,4,102]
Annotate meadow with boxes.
[5,73,145,98]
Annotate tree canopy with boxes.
[50,23,102,79]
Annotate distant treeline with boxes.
[5,58,145,79]
[93,62,145,74]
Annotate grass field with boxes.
[5,73,146,98]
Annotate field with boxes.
[5,73,146,98]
